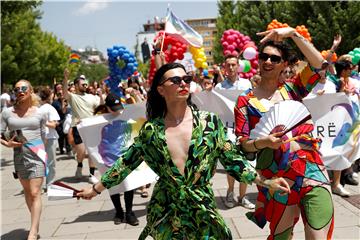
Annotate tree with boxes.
[1,0,70,86]
[77,63,109,84]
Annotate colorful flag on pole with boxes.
[165,9,203,48]
[69,53,80,64]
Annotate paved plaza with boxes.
[1,145,359,239]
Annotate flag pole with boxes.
[160,5,170,53]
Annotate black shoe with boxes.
[113,213,124,225]
[343,174,359,186]
[125,212,139,226]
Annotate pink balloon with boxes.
[227,36,235,43]
[178,54,184,60]
[243,47,257,60]
[222,41,229,47]
[224,30,230,36]
[224,50,231,56]
[227,45,235,51]
[251,60,259,66]
[231,50,238,56]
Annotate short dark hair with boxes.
[224,54,238,62]
[258,40,292,62]
[146,63,197,120]
[335,60,352,78]
[39,88,52,101]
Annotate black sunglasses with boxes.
[14,86,29,94]
[259,52,283,64]
[162,75,193,85]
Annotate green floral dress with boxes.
[101,107,257,240]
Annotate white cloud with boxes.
[75,1,109,16]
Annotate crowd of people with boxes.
[1,26,359,240]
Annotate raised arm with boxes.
[62,68,70,100]
[257,27,324,69]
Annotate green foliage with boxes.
[77,63,109,84]
[1,0,70,86]
[214,0,360,63]
[136,60,150,79]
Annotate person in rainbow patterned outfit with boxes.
[234,27,334,239]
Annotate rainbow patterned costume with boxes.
[235,65,334,240]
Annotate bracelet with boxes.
[152,49,161,55]
[92,184,101,195]
[253,139,261,151]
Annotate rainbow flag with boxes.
[165,9,203,48]
[69,53,80,64]
[24,139,48,175]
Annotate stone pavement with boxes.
[1,145,359,240]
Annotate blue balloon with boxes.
[203,69,209,76]
[112,50,119,56]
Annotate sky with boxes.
[39,0,219,56]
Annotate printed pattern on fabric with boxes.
[101,107,257,239]
[234,64,334,240]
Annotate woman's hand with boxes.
[331,34,342,50]
[257,27,296,43]
[3,136,23,148]
[265,177,291,194]
[76,186,98,200]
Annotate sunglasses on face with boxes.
[162,75,193,85]
[14,86,29,94]
[259,52,283,64]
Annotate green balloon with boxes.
[243,60,251,73]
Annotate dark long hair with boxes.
[146,63,197,120]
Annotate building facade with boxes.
[185,18,217,67]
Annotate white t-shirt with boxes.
[68,93,100,126]
[39,103,60,139]
[215,77,252,91]
[307,78,337,98]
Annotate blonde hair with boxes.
[15,79,40,107]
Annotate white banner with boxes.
[303,93,360,170]
[77,103,158,194]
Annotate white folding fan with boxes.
[250,100,311,139]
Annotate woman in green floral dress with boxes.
[77,63,290,239]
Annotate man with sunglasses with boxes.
[63,69,104,183]
[234,27,334,239]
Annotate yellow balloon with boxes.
[202,62,208,69]
[195,62,202,68]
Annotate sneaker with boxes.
[113,213,124,225]
[238,196,255,209]
[125,212,139,226]
[75,167,82,178]
[343,174,359,186]
[88,174,99,184]
[332,184,350,197]
[224,191,236,208]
